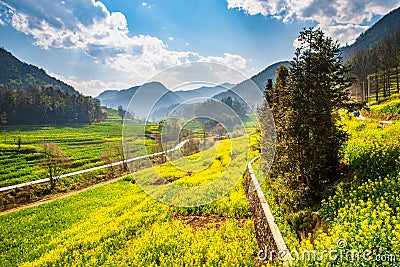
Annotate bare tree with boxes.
[101,142,127,177]
[41,142,69,189]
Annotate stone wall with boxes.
[245,156,288,262]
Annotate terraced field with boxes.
[0,135,260,266]
[0,122,137,187]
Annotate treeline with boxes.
[180,97,247,131]
[351,31,400,101]
[0,85,103,125]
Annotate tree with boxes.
[0,85,103,125]
[350,31,400,101]
[101,142,127,176]
[260,28,353,233]
[221,96,247,118]
[41,142,69,189]
[118,105,126,119]
[351,49,369,101]
[0,112,7,124]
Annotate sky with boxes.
[0,0,399,96]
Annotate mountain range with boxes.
[97,5,400,113]
[96,83,234,110]
[0,6,398,118]
[212,61,291,104]
[96,60,292,114]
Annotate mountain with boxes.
[0,48,78,95]
[174,83,234,103]
[250,61,291,90]
[212,61,291,107]
[341,7,400,61]
[97,83,234,108]
[96,82,183,120]
[97,85,140,109]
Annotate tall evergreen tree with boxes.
[259,28,353,233]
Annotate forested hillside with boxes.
[0,49,103,125]
[0,48,77,95]
[350,31,400,102]
[0,86,103,125]
[341,7,400,61]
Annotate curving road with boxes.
[0,140,189,193]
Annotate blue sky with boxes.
[0,0,399,96]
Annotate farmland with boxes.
[0,122,147,187]
[1,104,399,266]
[0,135,260,266]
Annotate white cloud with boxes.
[168,36,174,41]
[227,0,400,45]
[141,2,153,9]
[50,73,130,96]
[200,53,248,71]
[0,0,248,92]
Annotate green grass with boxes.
[0,122,127,187]
[242,114,258,130]
[369,96,400,115]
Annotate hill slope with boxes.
[0,48,78,95]
[174,83,233,103]
[97,83,234,108]
[341,7,400,61]
[97,86,141,109]
[212,61,291,106]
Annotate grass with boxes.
[369,95,400,115]
[0,122,152,187]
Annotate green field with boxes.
[6,103,399,266]
[0,114,258,188]
[369,93,400,115]
[0,122,125,187]
[0,136,260,266]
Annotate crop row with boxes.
[0,122,134,187]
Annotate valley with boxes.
[0,4,400,267]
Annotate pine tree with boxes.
[259,28,353,233]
